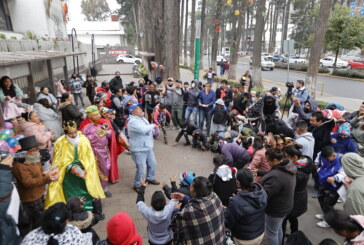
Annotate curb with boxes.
[237,62,364,82]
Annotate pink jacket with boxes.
[347,215,364,245]
[20,121,53,150]
[153,107,171,126]
[248,148,271,183]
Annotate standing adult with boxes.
[240,71,253,93]
[58,93,84,127]
[185,81,200,127]
[219,59,225,75]
[286,80,309,128]
[80,106,121,197]
[128,104,160,192]
[83,75,97,105]
[262,148,297,245]
[224,61,230,76]
[69,73,85,107]
[164,78,175,119]
[143,84,161,123]
[12,136,58,235]
[216,80,233,107]
[224,169,267,245]
[182,82,190,120]
[36,87,58,109]
[171,80,184,129]
[109,71,123,93]
[204,68,216,84]
[45,120,105,209]
[198,83,215,137]
[110,88,126,131]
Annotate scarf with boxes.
[24,152,41,164]
[66,133,80,146]
[220,89,226,99]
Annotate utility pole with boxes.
[194,18,201,80]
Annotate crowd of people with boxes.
[0,70,363,245]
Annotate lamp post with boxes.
[71,28,79,74]
[194,18,201,80]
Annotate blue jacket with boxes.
[127,115,155,152]
[331,133,357,155]
[224,183,267,240]
[292,88,309,104]
[316,154,344,191]
[198,90,216,111]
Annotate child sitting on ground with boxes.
[174,121,198,146]
[136,180,179,245]
[153,103,171,144]
[331,122,357,155]
[192,128,208,151]
[67,196,104,244]
[163,172,195,199]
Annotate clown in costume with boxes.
[45,120,105,210]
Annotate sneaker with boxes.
[316,220,330,228]
[104,191,112,198]
[133,186,140,193]
[312,190,319,198]
[147,179,160,185]
[337,197,343,203]
[315,214,324,220]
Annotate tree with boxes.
[189,0,196,67]
[183,0,189,66]
[210,0,224,71]
[179,0,185,63]
[228,0,246,80]
[325,5,364,71]
[199,0,207,70]
[252,0,266,89]
[81,0,111,21]
[305,0,335,99]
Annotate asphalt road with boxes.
[202,57,364,100]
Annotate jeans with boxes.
[265,215,284,245]
[72,93,85,106]
[185,106,199,127]
[199,109,212,136]
[171,104,183,128]
[131,151,157,187]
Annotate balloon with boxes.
[8,147,15,153]
[0,140,9,151]
[6,138,19,148]
[14,134,25,140]
[4,122,13,129]
[0,134,9,141]
[1,129,13,137]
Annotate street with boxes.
[203,56,364,100]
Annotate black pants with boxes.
[318,187,340,213]
[282,215,298,240]
[175,129,190,144]
[19,197,44,236]
[149,240,172,245]
[87,94,94,105]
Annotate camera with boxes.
[0,150,27,163]
[286,82,294,89]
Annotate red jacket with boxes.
[96,87,112,108]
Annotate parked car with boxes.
[261,57,275,70]
[261,52,273,61]
[272,54,288,63]
[347,59,364,70]
[217,55,227,65]
[289,56,306,64]
[320,57,348,68]
[116,54,142,64]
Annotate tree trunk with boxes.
[305,0,334,99]
[199,0,206,70]
[282,0,292,42]
[179,0,184,64]
[138,0,149,72]
[262,2,272,52]
[252,0,266,89]
[153,0,164,78]
[241,11,247,52]
[211,0,224,71]
[163,0,180,79]
[269,4,279,53]
[228,0,245,80]
[189,0,196,67]
[333,49,340,73]
[183,0,189,66]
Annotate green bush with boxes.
[332,69,364,79]
[0,34,6,39]
[274,62,330,73]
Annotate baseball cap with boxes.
[128,104,142,115]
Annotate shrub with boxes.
[274,62,330,73]
[332,69,364,79]
[0,34,6,39]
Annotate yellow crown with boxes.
[63,120,78,131]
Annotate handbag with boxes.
[39,149,50,163]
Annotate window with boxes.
[0,1,12,31]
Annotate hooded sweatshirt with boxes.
[295,132,315,159]
[224,183,267,240]
[293,99,319,123]
[127,115,155,152]
[342,153,364,216]
[346,215,364,245]
[262,160,297,217]
[311,118,335,159]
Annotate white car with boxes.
[289,56,306,64]
[261,52,273,60]
[320,57,348,68]
[261,57,275,70]
[116,54,142,64]
[216,55,227,65]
